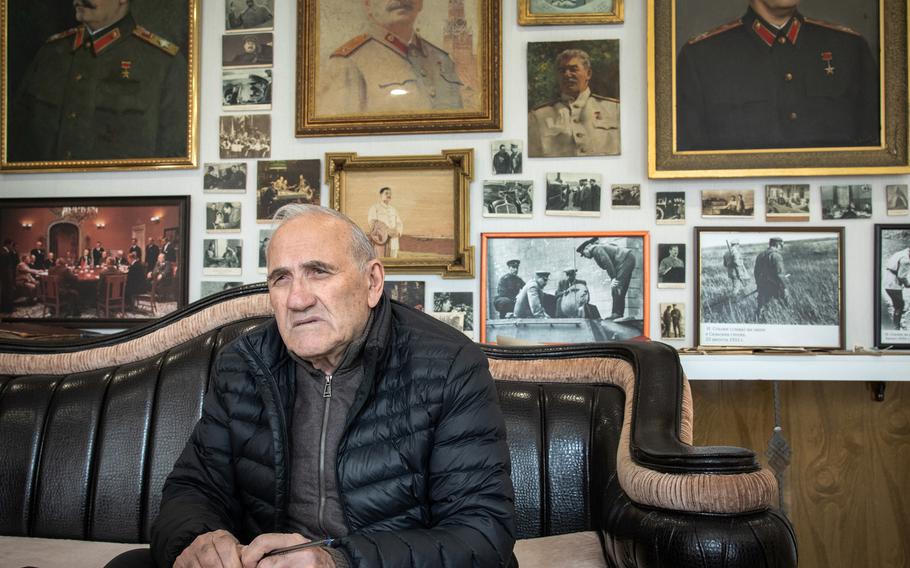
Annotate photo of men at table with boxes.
[0,204,183,320]
[256,159,321,220]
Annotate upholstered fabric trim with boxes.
[0,295,273,375]
[488,358,778,514]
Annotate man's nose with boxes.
[286,277,316,309]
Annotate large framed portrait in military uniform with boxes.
[296,0,501,137]
[480,231,650,345]
[694,226,845,350]
[0,0,199,172]
[648,0,909,178]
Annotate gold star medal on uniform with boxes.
[120,60,132,79]
[821,51,835,76]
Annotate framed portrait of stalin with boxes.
[648,0,910,178]
[1,0,199,172]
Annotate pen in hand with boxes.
[261,538,334,559]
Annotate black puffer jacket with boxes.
[152,296,516,567]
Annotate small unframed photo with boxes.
[701,190,754,218]
[611,184,640,208]
[658,303,685,340]
[483,181,533,218]
[545,173,602,217]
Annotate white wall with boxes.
[2,0,908,353]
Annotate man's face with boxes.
[243,40,256,53]
[509,265,518,275]
[536,276,548,288]
[557,56,592,98]
[268,215,383,371]
[669,247,678,258]
[73,0,126,30]
[381,190,392,205]
[752,0,800,12]
[365,0,423,31]
[581,244,594,258]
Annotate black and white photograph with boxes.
[656,191,685,224]
[203,163,247,192]
[203,238,243,276]
[886,185,909,216]
[223,68,272,111]
[657,243,685,288]
[874,224,910,348]
[701,190,754,218]
[258,229,273,273]
[223,32,273,67]
[480,232,649,344]
[695,227,845,349]
[491,140,523,174]
[483,181,534,218]
[430,292,475,338]
[219,114,271,159]
[256,159,321,222]
[383,281,426,311]
[200,281,243,299]
[767,184,810,222]
[545,173,602,217]
[205,202,242,232]
[820,184,872,219]
[659,302,685,340]
[225,0,274,32]
[611,184,640,208]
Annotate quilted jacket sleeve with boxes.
[150,352,243,567]
[338,342,517,568]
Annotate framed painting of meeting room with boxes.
[0,196,190,328]
[295,0,501,137]
[647,0,910,178]
[479,231,649,345]
[0,0,200,172]
[325,149,474,278]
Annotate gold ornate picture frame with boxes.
[326,149,474,278]
[648,0,909,178]
[1,0,199,173]
[296,0,501,137]
[518,0,623,26]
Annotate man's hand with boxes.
[241,533,335,568]
[175,529,242,568]
[610,278,619,290]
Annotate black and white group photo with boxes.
[219,114,271,159]
[659,302,685,340]
[222,68,273,111]
[202,238,243,276]
[491,140,523,174]
[656,191,685,224]
[203,163,247,191]
[697,229,844,349]
[383,281,425,311]
[483,181,534,218]
[821,185,873,219]
[766,185,810,222]
[483,233,647,344]
[256,159,320,221]
[430,292,475,337]
[545,173,602,216]
[205,202,242,232]
[611,184,640,208]
[701,190,754,218]
[200,280,242,299]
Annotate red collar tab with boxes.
[72,27,85,51]
[752,20,776,47]
[752,18,800,47]
[384,32,409,56]
[786,19,801,44]
[91,27,122,55]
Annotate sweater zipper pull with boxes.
[323,374,333,398]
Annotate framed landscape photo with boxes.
[0,196,189,327]
[648,0,910,178]
[695,226,845,350]
[519,0,623,26]
[296,0,501,137]
[1,0,200,172]
[480,231,649,344]
[326,149,474,278]
[874,224,910,348]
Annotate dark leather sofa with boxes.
[0,285,797,567]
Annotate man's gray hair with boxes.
[556,48,592,71]
[270,204,376,271]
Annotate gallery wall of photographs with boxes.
[2,0,909,352]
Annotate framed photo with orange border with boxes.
[480,231,649,344]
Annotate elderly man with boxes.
[105,204,515,568]
[367,187,404,259]
[528,48,620,157]
[493,259,525,318]
[10,0,187,162]
[514,271,552,319]
[318,0,463,115]
[677,0,879,151]
[577,238,636,321]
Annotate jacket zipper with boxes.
[318,373,333,538]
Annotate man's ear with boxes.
[366,260,385,308]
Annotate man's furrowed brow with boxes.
[299,260,338,273]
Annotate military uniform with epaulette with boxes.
[317,25,463,115]
[527,88,620,157]
[10,13,187,162]
[677,7,879,151]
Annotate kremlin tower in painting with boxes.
[443,0,477,105]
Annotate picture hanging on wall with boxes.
[257,229,273,273]
[491,140,523,175]
[256,159,321,222]
[657,243,685,288]
[655,191,685,224]
[1,0,200,172]
[296,0,501,137]
[518,0,624,26]
[611,184,640,209]
[205,202,242,232]
[701,190,754,218]
[483,181,534,218]
[203,238,242,276]
[222,32,273,67]
[480,231,649,344]
[766,184,810,222]
[886,185,909,216]
[431,291,475,338]
[820,184,872,219]
[545,173,602,217]
[659,302,685,340]
[0,196,190,327]
[648,0,910,178]
[383,281,426,311]
[200,281,243,299]
[695,226,845,350]
[326,149,474,278]
[222,68,273,111]
[219,114,271,159]
[203,163,248,192]
[874,224,910,349]
[225,0,274,32]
